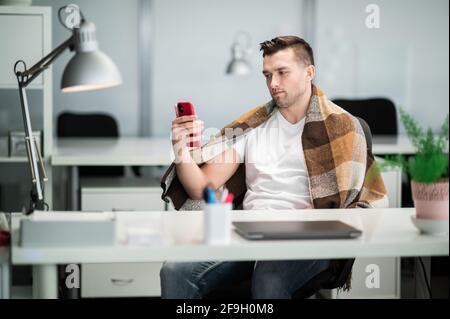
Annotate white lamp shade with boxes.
[61,50,122,93]
[226,58,251,76]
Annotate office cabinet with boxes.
[80,177,164,298]
[81,262,162,298]
[0,6,52,156]
[332,257,400,299]
[380,165,402,209]
[81,178,165,211]
[0,13,44,87]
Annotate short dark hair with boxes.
[260,36,315,66]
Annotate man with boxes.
[160,36,388,299]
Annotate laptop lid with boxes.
[232,220,362,240]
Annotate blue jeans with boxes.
[160,259,330,299]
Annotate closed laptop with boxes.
[233,220,362,240]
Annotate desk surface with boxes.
[52,137,173,166]
[52,136,416,166]
[12,208,448,265]
[372,135,415,155]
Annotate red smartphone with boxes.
[175,101,196,117]
[175,102,200,148]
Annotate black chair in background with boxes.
[332,98,398,136]
[57,112,124,177]
[205,117,372,299]
[333,98,413,207]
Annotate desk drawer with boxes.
[81,189,165,211]
[81,262,163,298]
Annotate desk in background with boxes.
[371,135,416,155]
[52,137,172,167]
[11,208,449,299]
[52,137,171,210]
[52,136,413,209]
[52,135,416,167]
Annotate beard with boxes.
[272,89,303,108]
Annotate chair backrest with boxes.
[357,116,372,151]
[333,98,397,136]
[57,112,119,138]
[57,112,123,177]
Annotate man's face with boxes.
[262,48,314,108]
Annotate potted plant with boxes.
[383,109,449,225]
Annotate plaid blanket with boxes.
[160,84,388,291]
[161,85,388,210]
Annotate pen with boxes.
[221,188,229,203]
[203,185,216,204]
[224,193,234,204]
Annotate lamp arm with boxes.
[11,36,73,214]
[16,82,48,214]
[16,35,74,88]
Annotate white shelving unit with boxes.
[0,6,53,208]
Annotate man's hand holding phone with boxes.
[172,102,203,160]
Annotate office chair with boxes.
[204,117,372,299]
[57,112,125,177]
[332,98,397,136]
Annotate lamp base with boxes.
[26,189,48,215]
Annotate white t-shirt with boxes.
[233,109,313,210]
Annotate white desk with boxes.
[52,136,416,167]
[52,137,173,166]
[11,208,449,298]
[372,135,416,155]
[52,137,173,210]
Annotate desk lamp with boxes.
[225,31,252,76]
[14,5,122,214]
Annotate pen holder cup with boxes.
[203,203,232,245]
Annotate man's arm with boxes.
[175,147,241,200]
[171,114,241,200]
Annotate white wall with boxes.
[6,0,448,138]
[314,0,449,133]
[33,0,140,137]
[150,0,304,137]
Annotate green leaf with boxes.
[409,153,449,183]
[390,108,450,182]
[399,108,423,149]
